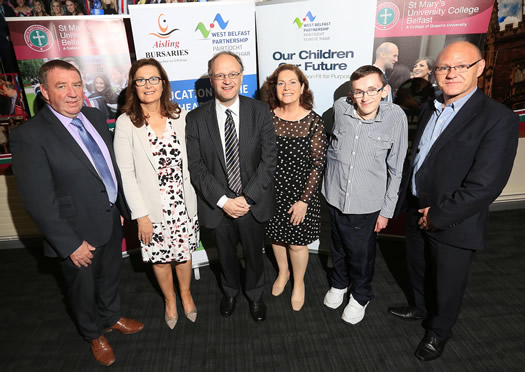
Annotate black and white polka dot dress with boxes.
[266,111,327,245]
[141,120,200,264]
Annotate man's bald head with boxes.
[374,42,399,71]
[434,41,485,104]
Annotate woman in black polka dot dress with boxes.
[262,64,327,311]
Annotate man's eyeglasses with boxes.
[134,76,161,87]
[434,59,482,75]
[212,72,241,80]
[351,87,384,98]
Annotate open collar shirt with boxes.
[411,88,477,196]
[322,97,408,218]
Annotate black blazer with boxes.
[185,95,277,229]
[10,105,129,259]
[397,89,519,250]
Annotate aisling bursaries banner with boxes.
[129,1,257,111]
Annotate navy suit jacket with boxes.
[10,105,129,258]
[398,89,519,250]
[185,95,277,229]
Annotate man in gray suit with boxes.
[10,60,143,366]
[186,51,277,321]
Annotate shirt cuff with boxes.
[380,208,394,219]
[217,195,228,208]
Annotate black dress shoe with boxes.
[388,306,424,320]
[220,296,236,317]
[415,333,447,361]
[249,299,266,322]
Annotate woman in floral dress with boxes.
[115,59,199,329]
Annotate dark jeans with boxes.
[328,204,380,305]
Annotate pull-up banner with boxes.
[128,1,257,112]
[7,16,132,123]
[255,0,377,116]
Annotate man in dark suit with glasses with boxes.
[388,41,519,361]
[186,51,276,322]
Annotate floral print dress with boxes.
[141,119,199,263]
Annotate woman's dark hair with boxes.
[93,74,117,103]
[66,0,83,15]
[414,57,435,73]
[121,58,181,128]
[262,64,313,110]
[414,57,436,83]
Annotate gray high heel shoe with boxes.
[165,313,178,329]
[185,306,197,323]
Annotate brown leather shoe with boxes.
[90,335,115,366]
[106,317,144,334]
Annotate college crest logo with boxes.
[24,25,53,52]
[376,2,400,31]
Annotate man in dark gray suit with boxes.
[186,51,276,321]
[10,60,143,366]
[388,41,519,361]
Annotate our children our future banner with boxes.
[256,0,377,116]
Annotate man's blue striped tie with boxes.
[71,117,117,203]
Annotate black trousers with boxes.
[328,204,380,305]
[59,206,122,341]
[214,212,265,302]
[406,204,475,340]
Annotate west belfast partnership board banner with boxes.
[256,0,376,253]
[256,0,377,117]
[129,1,257,111]
[7,16,132,124]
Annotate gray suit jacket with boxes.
[185,95,277,229]
[10,105,129,258]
